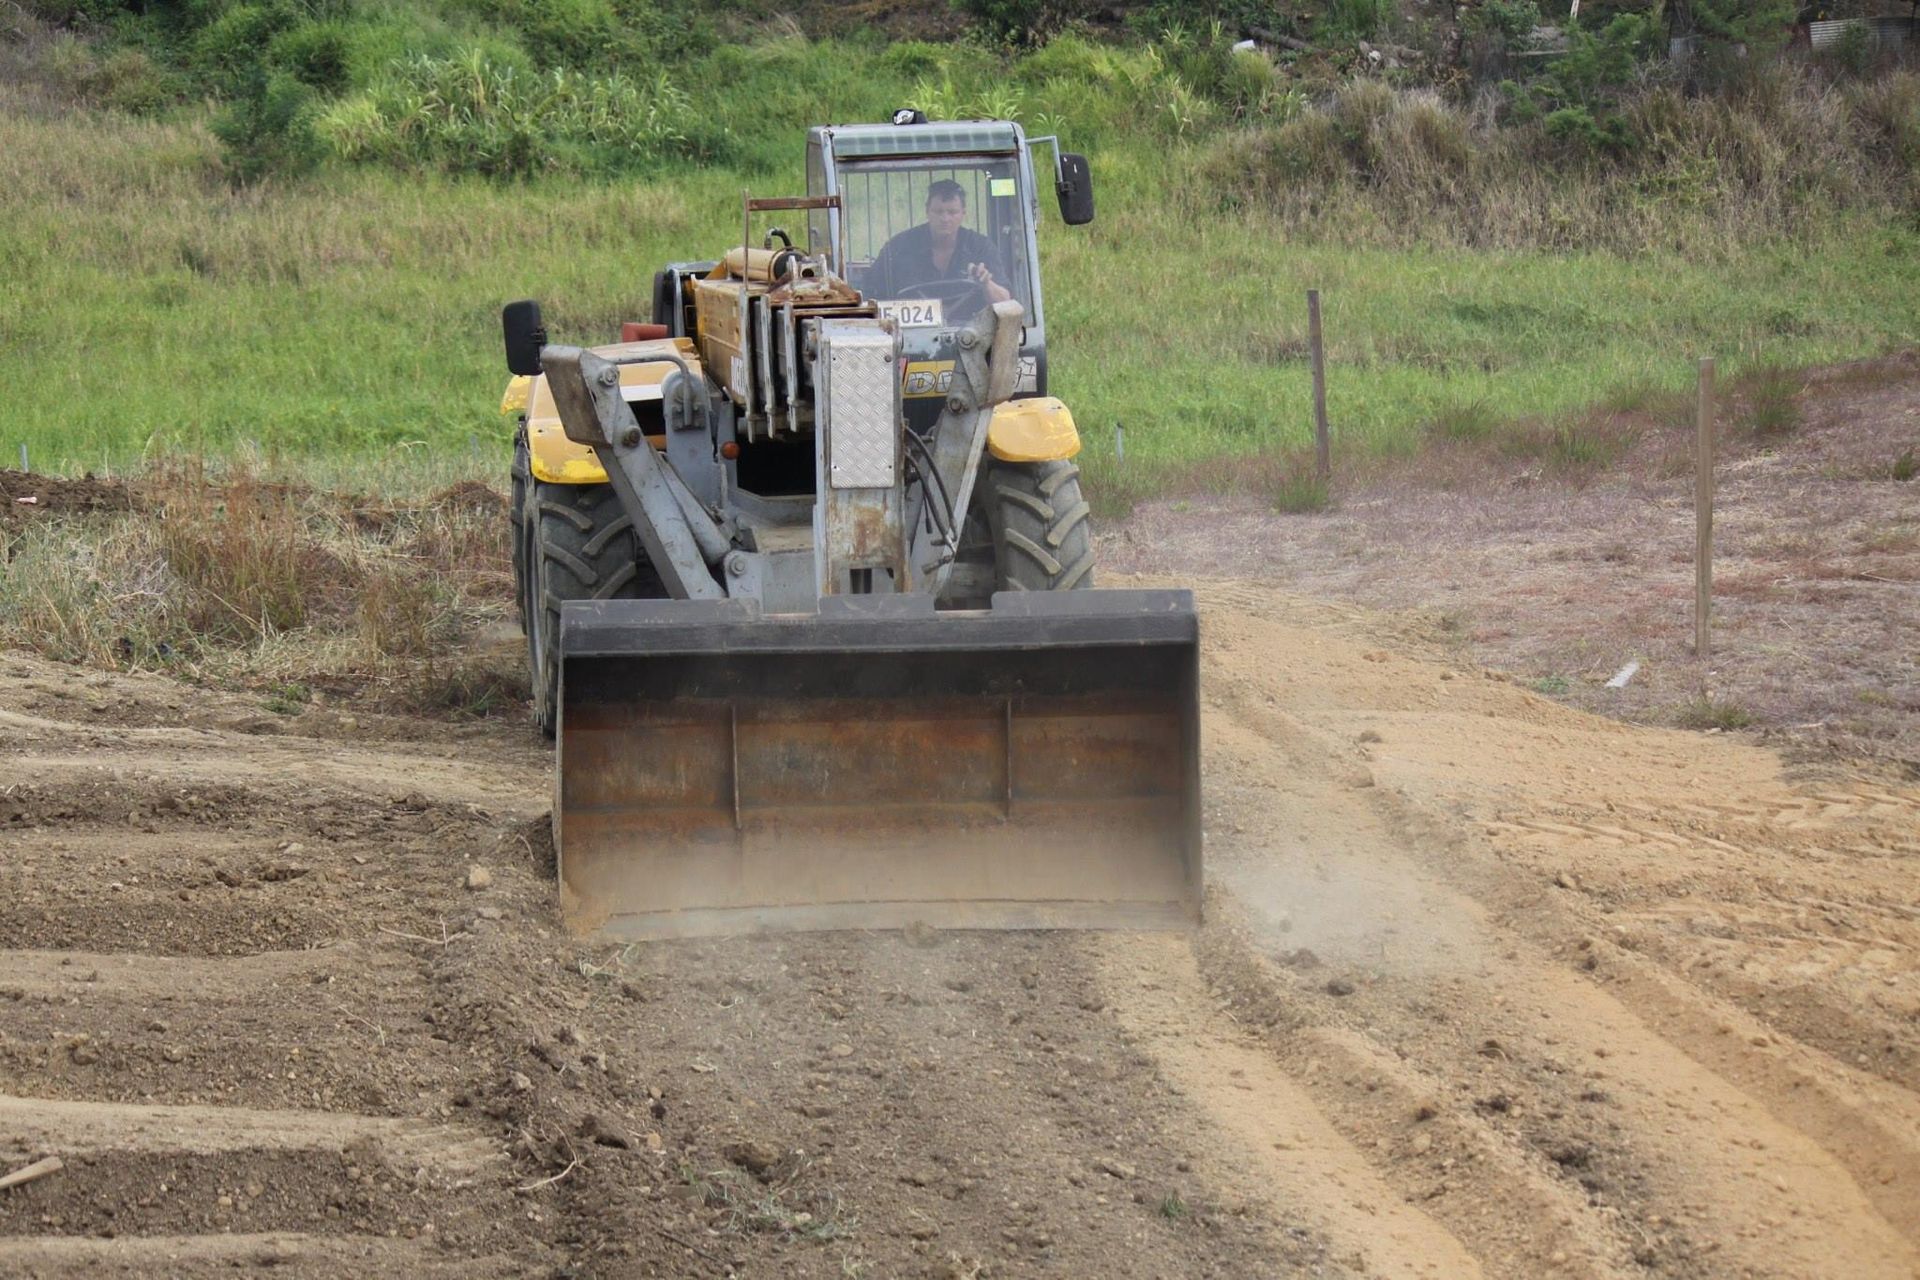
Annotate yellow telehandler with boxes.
[500,117,1200,939]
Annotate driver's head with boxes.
[926,180,967,241]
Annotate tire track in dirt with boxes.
[0,650,1326,1276]
[0,659,552,1273]
[1164,579,1920,1278]
[0,1231,525,1278]
[1091,932,1485,1279]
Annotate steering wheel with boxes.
[897,277,987,313]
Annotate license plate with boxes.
[878,299,944,328]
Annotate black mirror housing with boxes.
[502,299,546,377]
[1056,152,1095,226]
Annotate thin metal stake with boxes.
[1115,422,1125,464]
[17,443,26,474]
[1308,289,1331,483]
[1695,358,1715,658]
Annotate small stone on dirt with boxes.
[828,1042,854,1058]
[1094,1157,1135,1180]
[723,1139,782,1179]
[1325,977,1356,997]
[465,866,493,891]
[1358,729,1384,743]
[508,1071,533,1093]
[1410,1132,1433,1155]
[578,1112,632,1149]
[162,1045,185,1063]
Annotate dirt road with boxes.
[1,581,1915,1277]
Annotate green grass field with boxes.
[5,29,1918,491]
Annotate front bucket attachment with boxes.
[556,590,1200,940]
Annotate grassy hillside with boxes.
[3,5,1918,494]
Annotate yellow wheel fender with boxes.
[987,397,1081,464]
[500,338,698,485]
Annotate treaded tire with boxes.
[984,460,1095,592]
[509,429,530,635]
[522,480,661,738]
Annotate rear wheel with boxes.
[985,460,1095,592]
[521,480,661,737]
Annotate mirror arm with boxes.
[1026,134,1065,185]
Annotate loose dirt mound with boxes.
[0,468,132,519]
[2,575,1915,1275]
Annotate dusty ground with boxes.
[2,569,1916,1276]
[1109,355,1920,774]
[1,364,1916,1275]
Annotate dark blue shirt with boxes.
[862,223,1008,303]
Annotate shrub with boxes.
[192,2,302,94]
[212,68,324,181]
[1676,696,1755,730]
[150,464,342,641]
[269,20,354,94]
[1467,0,1544,43]
[1738,365,1801,437]
[957,0,1089,47]
[1426,398,1498,441]
[1270,466,1331,513]
[313,49,722,177]
[1318,0,1395,42]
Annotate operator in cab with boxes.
[862,179,1012,318]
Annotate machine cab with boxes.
[804,120,1092,407]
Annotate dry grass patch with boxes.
[0,464,518,719]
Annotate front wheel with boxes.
[984,459,1095,592]
[520,481,660,737]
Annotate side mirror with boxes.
[502,299,546,377]
[1056,153,1095,226]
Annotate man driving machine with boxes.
[862,178,1013,317]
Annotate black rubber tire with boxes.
[984,460,1096,592]
[509,428,530,635]
[522,480,661,737]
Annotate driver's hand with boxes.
[969,262,1012,304]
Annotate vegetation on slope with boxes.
[1,0,1916,488]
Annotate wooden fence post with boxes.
[1695,358,1715,658]
[1307,290,1330,483]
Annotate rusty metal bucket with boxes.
[554,590,1200,939]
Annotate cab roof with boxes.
[813,121,1023,159]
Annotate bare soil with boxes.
[1108,356,1920,775]
[1,364,1916,1276]
[4,570,1917,1275]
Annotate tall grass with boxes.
[2,36,1918,480]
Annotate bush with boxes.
[192,2,303,94]
[957,0,1090,47]
[270,20,354,94]
[1467,0,1544,43]
[212,68,324,181]
[1318,0,1395,41]
[313,48,716,177]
